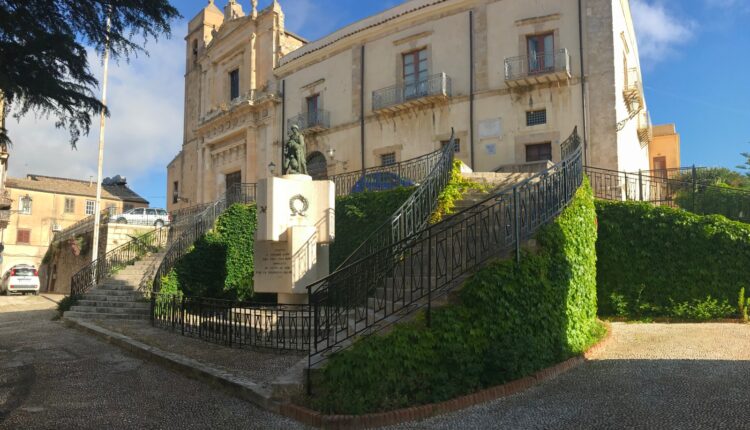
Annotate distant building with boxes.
[649,124,681,172]
[168,0,653,211]
[2,174,148,276]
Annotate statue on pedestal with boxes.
[284,125,308,175]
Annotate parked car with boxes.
[113,208,171,227]
[351,172,415,193]
[1,264,41,295]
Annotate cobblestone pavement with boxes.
[95,320,305,389]
[388,323,750,430]
[0,295,308,429]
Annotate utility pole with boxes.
[91,12,112,264]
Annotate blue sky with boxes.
[7,0,749,209]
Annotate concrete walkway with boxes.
[0,295,307,429]
[388,322,750,430]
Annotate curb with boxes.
[281,323,613,429]
[62,317,281,413]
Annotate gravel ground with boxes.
[386,322,750,430]
[0,295,308,429]
[95,320,305,389]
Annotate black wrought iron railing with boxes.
[335,131,457,270]
[287,109,331,132]
[151,183,257,293]
[504,48,571,81]
[70,227,170,299]
[372,73,452,112]
[52,210,109,244]
[586,166,750,223]
[329,146,446,198]
[306,128,584,380]
[152,293,310,352]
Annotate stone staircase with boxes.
[65,253,164,321]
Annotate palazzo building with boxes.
[168,0,653,211]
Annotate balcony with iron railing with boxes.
[0,209,9,228]
[287,109,331,133]
[504,48,571,87]
[623,67,644,113]
[372,72,452,113]
[637,110,653,148]
[0,192,11,210]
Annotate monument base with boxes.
[278,293,309,305]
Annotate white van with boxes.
[1,264,41,295]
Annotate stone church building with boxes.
[167,0,652,211]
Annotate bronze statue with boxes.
[284,124,308,175]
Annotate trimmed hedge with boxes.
[311,179,601,415]
[331,188,413,269]
[596,201,750,319]
[429,160,488,224]
[163,203,257,300]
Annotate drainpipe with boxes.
[578,0,589,165]
[469,11,476,170]
[281,79,286,174]
[360,45,366,175]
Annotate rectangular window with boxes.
[18,196,32,215]
[526,143,553,162]
[403,49,428,99]
[229,69,240,100]
[526,110,547,126]
[306,94,319,125]
[173,181,180,204]
[64,198,75,214]
[527,33,554,73]
[441,139,461,153]
[85,200,96,215]
[106,204,117,215]
[16,229,31,245]
[123,204,134,212]
[380,152,397,167]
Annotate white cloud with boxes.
[5,31,185,191]
[631,0,694,63]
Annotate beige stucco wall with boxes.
[170,0,653,208]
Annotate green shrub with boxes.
[429,160,488,224]
[311,179,601,415]
[596,201,750,319]
[57,295,78,313]
[168,204,257,300]
[331,187,413,269]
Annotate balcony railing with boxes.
[637,110,653,148]
[287,109,331,133]
[0,193,11,210]
[623,67,643,113]
[504,48,571,87]
[372,73,452,112]
[0,209,9,226]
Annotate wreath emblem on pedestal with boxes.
[290,194,309,217]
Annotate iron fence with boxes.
[70,227,170,298]
[152,293,310,352]
[585,166,750,223]
[306,128,584,387]
[504,48,571,81]
[372,73,452,112]
[334,131,457,270]
[151,183,257,293]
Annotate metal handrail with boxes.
[151,183,258,293]
[335,131,457,270]
[305,128,584,384]
[372,73,452,111]
[70,227,169,298]
[504,48,571,81]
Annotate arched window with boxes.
[306,152,328,180]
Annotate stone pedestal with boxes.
[254,174,335,304]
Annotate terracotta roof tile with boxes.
[6,174,149,204]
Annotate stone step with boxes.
[76,300,150,309]
[96,283,138,291]
[83,289,143,298]
[69,305,150,316]
[64,312,148,321]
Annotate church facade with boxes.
[168,0,652,211]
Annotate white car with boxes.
[113,208,171,227]
[1,264,41,295]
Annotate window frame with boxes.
[18,196,32,215]
[306,94,320,125]
[525,142,553,163]
[380,152,397,167]
[85,199,96,216]
[173,181,180,205]
[526,109,548,127]
[402,48,429,99]
[229,68,240,101]
[64,197,75,214]
[526,32,555,74]
[440,139,461,153]
[16,229,31,245]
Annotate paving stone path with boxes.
[0,295,307,430]
[388,322,750,430]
